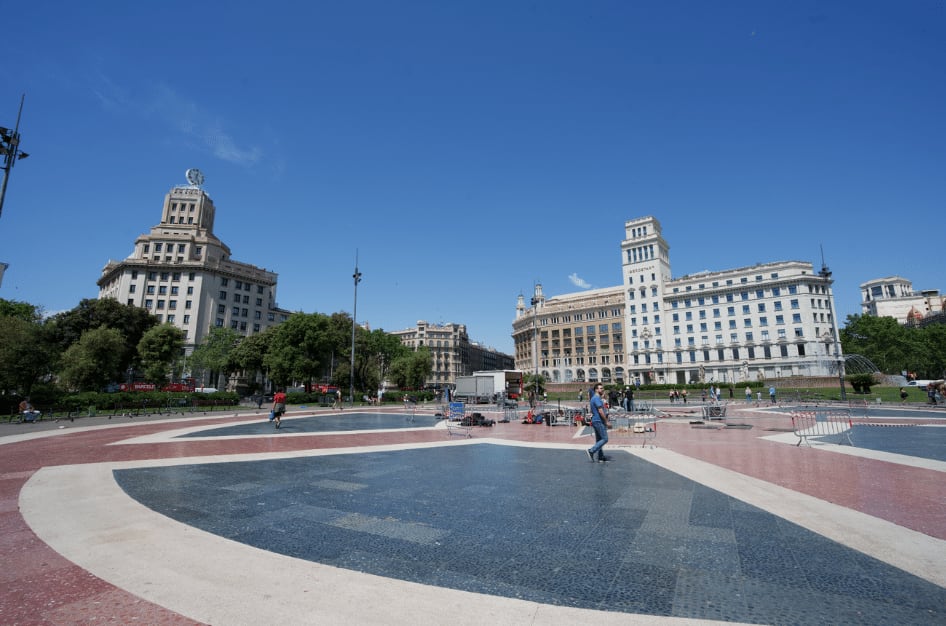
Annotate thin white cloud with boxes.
[89,74,263,167]
[569,273,592,289]
[149,83,262,167]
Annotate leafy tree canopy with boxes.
[0,297,43,323]
[138,324,186,384]
[59,327,126,391]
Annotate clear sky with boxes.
[2,1,943,354]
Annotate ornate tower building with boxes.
[97,170,290,356]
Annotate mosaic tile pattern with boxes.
[114,443,946,624]
[182,411,442,437]
[813,424,946,462]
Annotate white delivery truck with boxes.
[453,370,523,404]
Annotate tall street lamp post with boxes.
[819,254,846,400]
[531,284,540,400]
[0,94,30,222]
[350,251,362,407]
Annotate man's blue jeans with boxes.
[589,420,608,459]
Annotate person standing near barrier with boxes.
[586,384,611,463]
[745,386,752,403]
[769,385,777,404]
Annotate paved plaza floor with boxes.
[2,402,945,624]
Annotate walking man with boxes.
[586,384,611,463]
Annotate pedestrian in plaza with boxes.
[769,385,777,404]
[669,389,675,404]
[586,383,611,463]
[729,386,734,399]
[899,387,908,403]
[271,388,287,429]
[18,397,40,422]
[578,389,583,403]
[745,386,752,403]
[701,389,707,403]
[681,389,687,404]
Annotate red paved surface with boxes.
[2,406,944,624]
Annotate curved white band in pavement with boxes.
[20,440,945,624]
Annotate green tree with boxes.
[0,315,53,395]
[265,313,333,388]
[841,313,945,378]
[137,324,185,384]
[228,329,272,391]
[917,323,946,380]
[189,327,241,388]
[0,297,43,323]
[47,298,158,375]
[361,329,408,393]
[59,327,125,391]
[388,346,432,390]
[522,374,546,399]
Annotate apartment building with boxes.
[390,320,514,388]
[513,216,843,386]
[860,276,945,326]
[97,173,290,354]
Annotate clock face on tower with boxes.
[185,168,205,186]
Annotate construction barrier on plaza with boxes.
[790,407,855,447]
[611,413,658,448]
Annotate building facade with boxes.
[513,216,843,387]
[860,276,945,326]
[97,175,290,355]
[390,320,514,388]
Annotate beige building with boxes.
[390,320,514,388]
[97,172,290,356]
[514,216,845,387]
[860,276,945,325]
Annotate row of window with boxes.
[215,319,262,333]
[215,304,264,320]
[668,314,803,332]
[220,291,263,306]
[670,272,782,292]
[542,309,622,325]
[131,270,196,281]
[142,243,202,257]
[130,284,194,296]
[541,354,625,367]
[219,277,264,294]
[138,299,191,310]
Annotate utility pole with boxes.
[350,251,362,406]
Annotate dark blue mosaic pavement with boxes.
[812,425,946,463]
[181,411,442,437]
[113,444,946,624]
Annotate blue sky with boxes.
[1,1,943,354]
